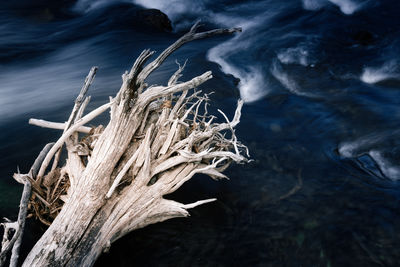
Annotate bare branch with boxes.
[136,25,241,85]
[0,141,51,265]
[37,101,112,181]
[168,59,187,86]
[139,71,213,106]
[9,179,31,267]
[66,67,98,130]
[75,96,91,122]
[51,67,97,171]
[29,119,91,134]
[182,198,217,209]
[30,143,55,179]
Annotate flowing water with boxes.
[1,0,400,266]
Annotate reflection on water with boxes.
[1,0,400,266]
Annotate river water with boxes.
[1,0,400,266]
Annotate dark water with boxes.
[1,0,400,266]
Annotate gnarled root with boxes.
[4,22,247,267]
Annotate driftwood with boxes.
[1,22,248,266]
[1,143,53,267]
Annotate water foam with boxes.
[206,5,289,103]
[360,60,400,84]
[338,139,372,158]
[270,60,318,97]
[277,46,315,67]
[302,0,326,11]
[270,62,300,95]
[132,0,206,21]
[369,150,400,181]
[338,131,400,181]
[207,37,267,103]
[302,0,364,15]
[73,0,279,103]
[327,0,362,15]
[338,132,393,158]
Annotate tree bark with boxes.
[2,22,248,266]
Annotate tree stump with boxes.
[1,22,248,266]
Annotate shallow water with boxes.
[1,0,400,266]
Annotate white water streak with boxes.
[339,132,400,181]
[302,0,325,11]
[206,19,269,103]
[361,60,400,84]
[327,0,362,14]
[369,150,400,181]
[277,46,315,67]
[302,0,365,15]
[74,0,275,103]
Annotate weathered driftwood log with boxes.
[0,143,53,267]
[2,22,248,266]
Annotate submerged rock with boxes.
[136,9,172,32]
[351,30,376,46]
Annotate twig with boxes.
[182,198,217,209]
[136,22,241,85]
[66,67,98,131]
[51,67,97,171]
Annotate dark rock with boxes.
[351,30,376,46]
[135,9,172,32]
[233,77,241,86]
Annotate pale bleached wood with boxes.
[182,198,217,209]
[75,96,91,123]
[20,23,246,267]
[1,143,53,267]
[29,143,55,179]
[36,101,112,181]
[51,67,97,171]
[136,21,241,86]
[0,220,17,266]
[29,119,92,134]
[158,119,178,155]
[138,71,213,107]
[66,67,98,130]
[105,124,154,199]
[168,60,187,86]
[9,179,31,267]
